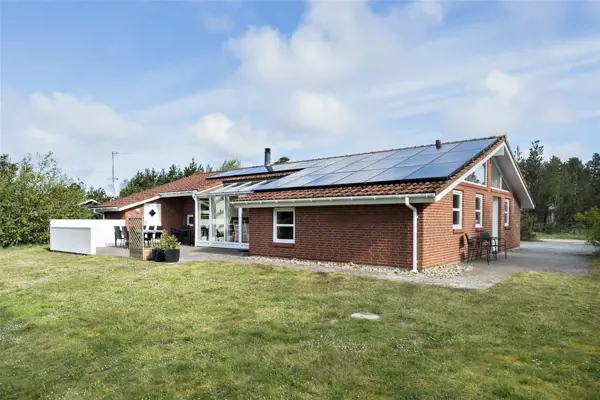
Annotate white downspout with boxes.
[404,197,419,273]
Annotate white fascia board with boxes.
[159,190,195,198]
[91,207,119,212]
[232,193,435,208]
[195,184,225,194]
[435,142,535,209]
[116,196,161,211]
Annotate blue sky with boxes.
[2,0,600,191]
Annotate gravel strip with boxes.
[247,256,474,279]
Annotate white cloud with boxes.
[288,91,353,134]
[187,113,303,159]
[202,13,234,33]
[28,92,143,139]
[485,70,523,100]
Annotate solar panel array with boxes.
[253,138,496,191]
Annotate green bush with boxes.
[520,211,537,241]
[0,153,90,247]
[575,207,600,247]
[161,233,180,250]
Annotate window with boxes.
[491,161,510,191]
[273,208,295,243]
[452,191,463,229]
[504,199,510,226]
[475,194,483,228]
[186,214,194,226]
[466,163,487,186]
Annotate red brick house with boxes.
[93,136,534,269]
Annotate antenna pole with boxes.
[111,152,116,189]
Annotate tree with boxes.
[86,186,112,204]
[274,156,290,164]
[218,159,241,171]
[0,153,90,247]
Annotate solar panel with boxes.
[366,166,423,183]
[333,169,388,185]
[364,158,404,170]
[404,161,465,180]
[334,161,378,173]
[452,138,495,152]
[302,172,352,187]
[419,142,459,155]
[396,154,442,167]
[359,151,397,162]
[430,149,477,165]
[247,137,499,190]
[386,147,429,159]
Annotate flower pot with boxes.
[163,249,180,263]
[154,249,165,262]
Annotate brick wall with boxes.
[419,159,521,267]
[249,205,414,267]
[102,196,194,235]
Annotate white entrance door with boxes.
[144,203,162,227]
[492,197,499,238]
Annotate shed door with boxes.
[144,203,162,227]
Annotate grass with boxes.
[1,247,599,399]
[536,232,587,241]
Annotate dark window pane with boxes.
[453,193,461,209]
[453,211,460,225]
[277,226,294,240]
[277,211,294,224]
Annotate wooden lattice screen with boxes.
[128,217,145,259]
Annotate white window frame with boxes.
[475,194,484,228]
[186,214,194,226]
[452,191,463,229]
[504,199,510,227]
[491,158,511,192]
[273,208,295,243]
[466,163,487,187]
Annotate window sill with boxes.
[453,228,464,234]
[504,226,511,230]
[475,227,484,232]
[272,242,295,248]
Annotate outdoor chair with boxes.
[122,226,130,248]
[144,226,155,246]
[154,226,163,242]
[465,233,483,263]
[478,232,496,264]
[114,226,124,247]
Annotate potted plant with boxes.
[152,242,165,262]
[161,233,181,263]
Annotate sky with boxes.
[2,0,600,192]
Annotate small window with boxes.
[187,214,194,226]
[475,194,483,228]
[504,199,510,227]
[452,191,463,229]
[466,163,487,186]
[273,208,295,243]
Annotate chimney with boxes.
[435,139,442,150]
[264,148,271,166]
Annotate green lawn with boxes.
[1,247,599,399]
[536,232,587,241]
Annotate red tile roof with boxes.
[94,172,222,209]
[221,171,293,183]
[239,180,446,201]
